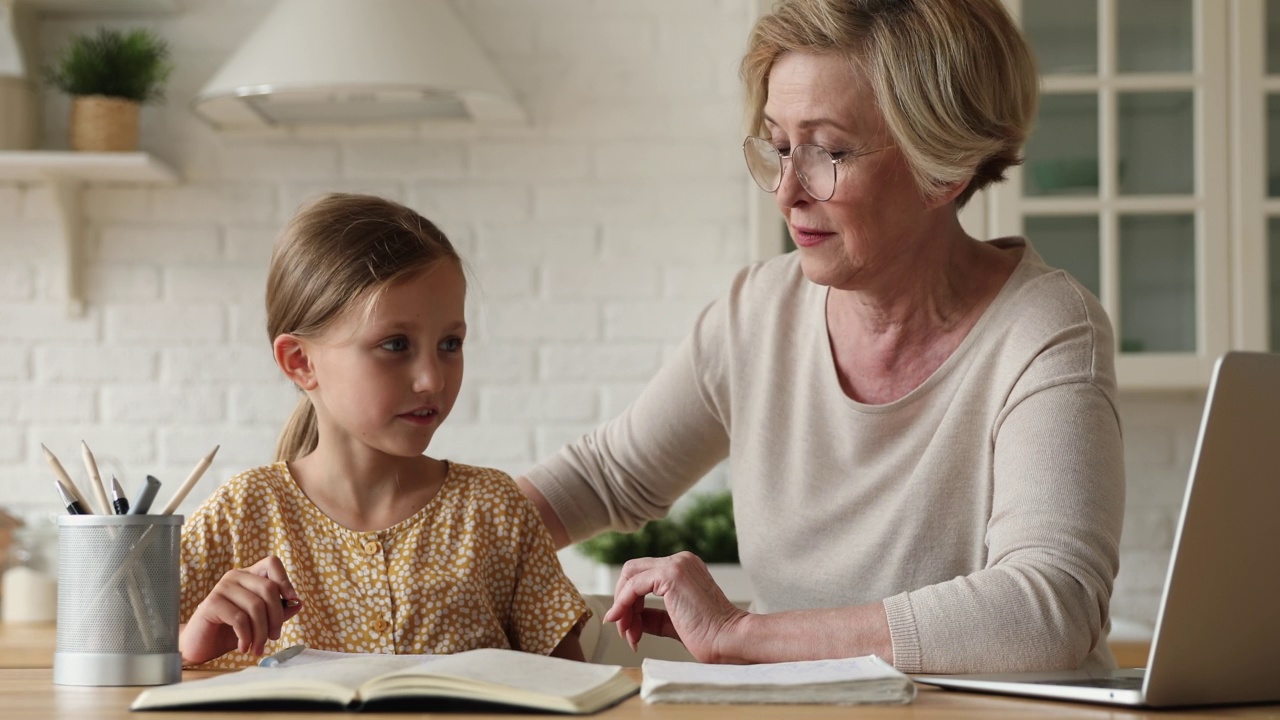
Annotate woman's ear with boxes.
[926,177,972,211]
[273,334,318,390]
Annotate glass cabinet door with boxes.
[994,0,1230,388]
[1235,0,1280,352]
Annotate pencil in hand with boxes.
[159,445,220,515]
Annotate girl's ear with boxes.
[273,334,318,390]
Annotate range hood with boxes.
[193,0,525,128]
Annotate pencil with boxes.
[158,445,219,515]
[41,443,94,514]
[80,441,112,515]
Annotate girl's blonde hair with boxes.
[741,0,1038,207]
[266,193,461,463]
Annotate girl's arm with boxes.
[179,555,303,666]
[548,625,586,662]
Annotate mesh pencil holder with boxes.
[53,514,183,686]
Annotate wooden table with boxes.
[0,622,54,669]
[5,628,1277,718]
[3,667,1279,719]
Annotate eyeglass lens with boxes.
[742,137,837,201]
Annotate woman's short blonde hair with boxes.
[741,0,1038,207]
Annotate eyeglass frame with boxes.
[741,135,889,202]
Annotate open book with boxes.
[640,655,915,705]
[131,648,639,714]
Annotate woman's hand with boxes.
[179,555,303,666]
[602,551,749,663]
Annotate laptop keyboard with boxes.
[1031,677,1144,690]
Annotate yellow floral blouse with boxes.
[179,461,589,669]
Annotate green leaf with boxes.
[576,491,737,565]
[43,27,174,104]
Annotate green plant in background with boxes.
[44,28,173,103]
[577,491,738,565]
[679,491,737,563]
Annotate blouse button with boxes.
[363,540,381,555]
[372,619,389,633]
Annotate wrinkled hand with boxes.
[602,552,748,663]
[179,555,302,665]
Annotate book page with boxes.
[131,655,427,710]
[376,647,625,698]
[643,655,903,687]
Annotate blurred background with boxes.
[2,1,1256,640]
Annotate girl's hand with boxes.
[179,555,302,666]
[602,552,749,663]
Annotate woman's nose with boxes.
[775,158,809,208]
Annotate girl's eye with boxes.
[380,337,409,352]
[439,336,463,353]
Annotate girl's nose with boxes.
[413,356,445,394]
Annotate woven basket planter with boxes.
[70,95,140,152]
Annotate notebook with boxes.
[640,655,915,705]
[916,352,1280,707]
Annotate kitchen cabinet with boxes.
[993,0,1231,389]
[1234,0,1280,353]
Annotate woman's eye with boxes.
[380,337,409,352]
[439,336,463,353]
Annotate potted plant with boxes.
[44,27,172,152]
[577,491,754,603]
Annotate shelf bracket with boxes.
[47,177,86,317]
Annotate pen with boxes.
[282,598,301,609]
[258,643,306,667]
[111,475,130,515]
[55,480,87,515]
[80,441,112,515]
[41,444,93,514]
[159,445,219,515]
[128,475,162,515]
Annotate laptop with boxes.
[917,352,1280,708]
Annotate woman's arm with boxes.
[604,381,1123,672]
[515,478,571,549]
[603,552,893,664]
[519,302,733,543]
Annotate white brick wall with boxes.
[0,0,1194,631]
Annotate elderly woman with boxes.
[518,0,1123,675]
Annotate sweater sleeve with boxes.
[884,380,1124,673]
[523,302,732,542]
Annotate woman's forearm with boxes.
[516,476,572,549]
[719,602,894,665]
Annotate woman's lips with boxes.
[790,224,834,248]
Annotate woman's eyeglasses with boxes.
[741,136,887,202]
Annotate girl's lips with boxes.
[790,225,835,248]
[398,409,438,426]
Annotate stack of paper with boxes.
[640,655,916,705]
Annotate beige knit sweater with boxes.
[525,239,1124,674]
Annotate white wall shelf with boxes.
[20,0,182,14]
[0,151,179,316]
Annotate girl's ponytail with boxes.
[274,395,319,463]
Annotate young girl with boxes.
[178,193,589,668]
